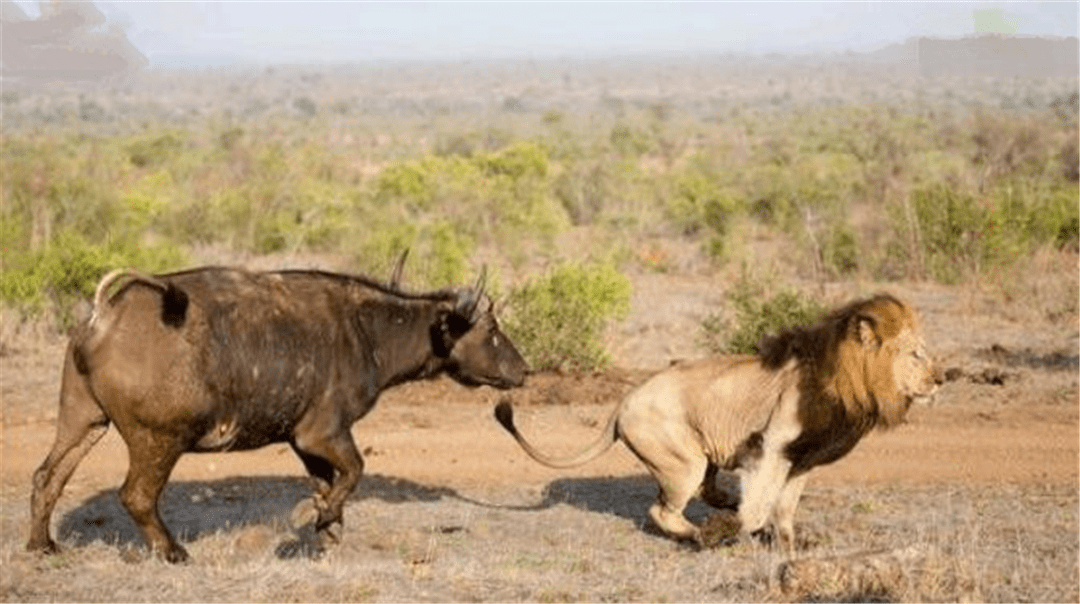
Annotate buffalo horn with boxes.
[389,248,409,289]
[460,267,487,319]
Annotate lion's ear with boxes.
[857,316,880,349]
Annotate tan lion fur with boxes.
[496,293,936,551]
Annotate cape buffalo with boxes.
[27,264,527,562]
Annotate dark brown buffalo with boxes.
[27,265,527,562]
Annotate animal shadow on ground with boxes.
[55,473,458,558]
[539,475,717,537]
[57,474,730,557]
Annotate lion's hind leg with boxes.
[647,491,701,543]
[625,437,708,544]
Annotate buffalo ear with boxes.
[431,309,472,357]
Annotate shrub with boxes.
[0,225,185,326]
[700,269,825,355]
[476,142,548,180]
[889,181,1079,282]
[347,221,419,282]
[822,224,861,276]
[373,160,437,210]
[126,131,185,168]
[412,220,475,289]
[609,122,652,156]
[503,262,631,372]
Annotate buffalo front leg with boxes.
[293,448,335,499]
[118,430,187,563]
[28,359,110,554]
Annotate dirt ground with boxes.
[1,275,1077,602]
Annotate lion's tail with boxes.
[494,397,620,469]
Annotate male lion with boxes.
[495,294,936,551]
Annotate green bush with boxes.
[347,221,419,282]
[408,220,475,289]
[503,262,631,372]
[700,270,825,355]
[891,181,1079,282]
[822,223,861,277]
[477,141,548,180]
[126,131,185,168]
[0,225,185,325]
[609,122,652,156]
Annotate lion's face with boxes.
[887,326,937,406]
[843,296,937,428]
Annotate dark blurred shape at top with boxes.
[1,0,148,81]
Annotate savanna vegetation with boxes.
[2,58,1077,362]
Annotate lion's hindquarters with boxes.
[620,365,767,543]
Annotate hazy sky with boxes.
[14,1,1080,68]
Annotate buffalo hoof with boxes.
[122,543,191,564]
[276,534,326,560]
[26,538,59,556]
[164,545,190,564]
[141,543,190,565]
[317,521,343,546]
[290,497,320,529]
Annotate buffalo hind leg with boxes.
[293,447,335,498]
[27,357,110,554]
[291,429,364,543]
[28,423,109,553]
[118,430,187,563]
[289,446,336,529]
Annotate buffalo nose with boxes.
[501,363,526,388]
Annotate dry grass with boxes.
[1,480,1076,602]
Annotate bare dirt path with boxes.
[4,279,1076,498]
